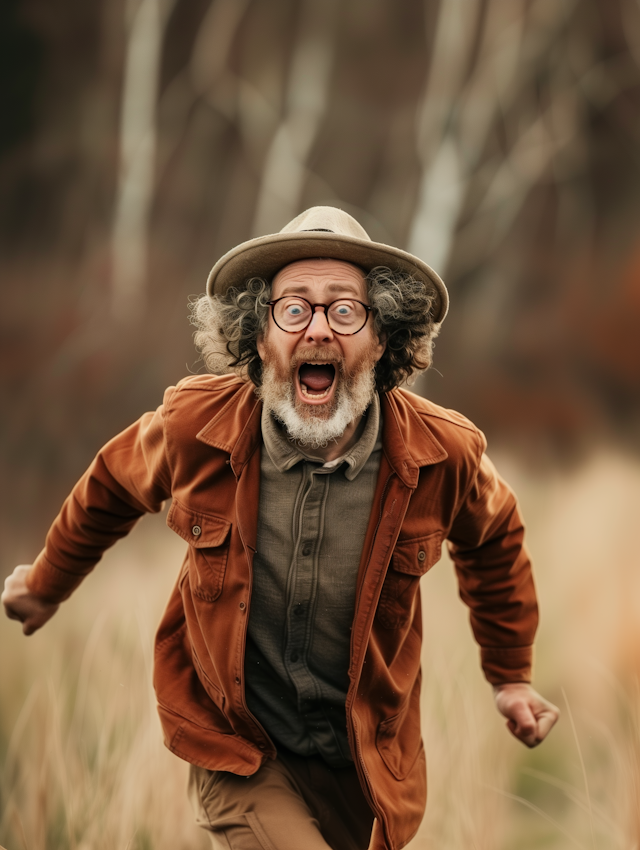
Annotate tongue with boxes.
[299,363,335,391]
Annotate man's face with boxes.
[256,259,385,444]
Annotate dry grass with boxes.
[0,522,207,850]
[2,450,640,849]
[411,449,640,849]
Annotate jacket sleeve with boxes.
[447,451,538,685]
[26,390,174,604]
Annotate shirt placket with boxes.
[284,461,331,707]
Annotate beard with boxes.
[258,342,378,449]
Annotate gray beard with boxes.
[258,360,376,449]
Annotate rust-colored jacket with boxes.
[28,375,537,850]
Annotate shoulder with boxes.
[171,373,246,398]
[395,387,479,432]
[392,387,487,461]
[161,374,254,433]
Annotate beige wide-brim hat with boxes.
[206,206,449,323]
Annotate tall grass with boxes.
[0,520,206,850]
[2,450,640,849]
[410,449,640,849]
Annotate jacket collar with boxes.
[195,381,447,487]
[381,390,448,488]
[196,381,263,477]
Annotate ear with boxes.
[372,331,386,363]
[256,333,266,361]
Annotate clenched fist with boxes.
[2,564,59,635]
[493,682,559,747]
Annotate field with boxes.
[1,449,639,849]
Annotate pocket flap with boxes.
[391,531,442,576]
[167,501,231,548]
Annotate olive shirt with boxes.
[244,395,382,767]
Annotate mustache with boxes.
[289,348,345,369]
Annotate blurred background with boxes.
[1,0,640,847]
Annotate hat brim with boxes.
[206,231,449,323]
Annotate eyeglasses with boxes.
[267,296,372,335]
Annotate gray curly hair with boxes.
[190,267,440,392]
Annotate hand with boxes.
[493,682,559,747]
[2,564,59,635]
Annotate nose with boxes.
[304,306,334,344]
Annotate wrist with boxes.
[493,681,531,693]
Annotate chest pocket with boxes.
[167,501,231,602]
[376,532,442,629]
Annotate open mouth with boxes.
[297,362,337,401]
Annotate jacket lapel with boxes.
[195,380,263,556]
[381,389,448,482]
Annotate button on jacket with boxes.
[27,375,538,850]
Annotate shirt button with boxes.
[258,743,265,749]
[235,676,241,684]
[239,601,246,610]
[417,550,426,562]
[301,542,312,556]
[294,606,304,617]
[290,653,299,663]
[192,525,202,537]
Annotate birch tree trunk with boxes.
[111,0,175,321]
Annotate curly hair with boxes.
[190,266,440,392]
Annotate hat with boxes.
[206,206,449,323]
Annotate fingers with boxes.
[2,564,59,635]
[2,567,28,623]
[494,683,560,748]
[505,702,539,747]
[2,564,30,608]
[18,601,59,635]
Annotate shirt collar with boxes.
[261,393,381,481]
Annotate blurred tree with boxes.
[0,0,44,156]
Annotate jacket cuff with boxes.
[26,551,82,603]
[480,646,533,685]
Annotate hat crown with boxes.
[207,204,449,323]
[279,206,371,242]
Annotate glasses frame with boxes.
[266,296,372,336]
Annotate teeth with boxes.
[300,385,331,399]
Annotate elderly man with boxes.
[2,207,558,850]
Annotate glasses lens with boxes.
[273,297,312,331]
[327,300,367,334]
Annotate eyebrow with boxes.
[278,282,364,297]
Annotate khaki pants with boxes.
[188,750,375,850]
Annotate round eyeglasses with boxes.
[267,296,372,335]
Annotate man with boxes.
[2,207,558,850]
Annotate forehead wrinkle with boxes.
[278,281,364,298]
[274,257,364,282]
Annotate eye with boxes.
[329,300,357,322]
[287,304,304,316]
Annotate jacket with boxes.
[27,375,537,850]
